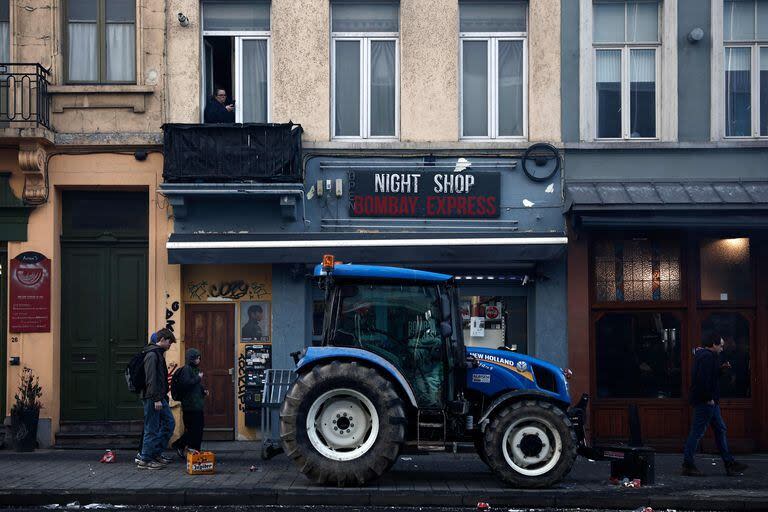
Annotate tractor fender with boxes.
[295,346,419,408]
[478,389,571,427]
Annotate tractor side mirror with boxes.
[440,293,451,321]
[440,320,452,338]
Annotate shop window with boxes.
[700,238,752,302]
[701,312,751,398]
[460,295,527,352]
[62,191,148,238]
[595,312,682,398]
[594,238,681,302]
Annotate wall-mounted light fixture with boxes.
[687,27,704,43]
[178,12,190,27]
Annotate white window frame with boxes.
[331,33,400,140]
[580,0,678,142]
[713,0,768,139]
[459,33,529,140]
[234,36,272,124]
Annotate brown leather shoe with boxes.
[681,464,704,476]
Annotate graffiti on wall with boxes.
[187,280,270,301]
[165,299,180,332]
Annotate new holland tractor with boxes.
[280,256,587,488]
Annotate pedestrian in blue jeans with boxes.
[137,328,176,470]
[682,333,748,477]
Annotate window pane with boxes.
[761,48,768,136]
[724,0,755,41]
[725,47,752,137]
[334,40,361,136]
[0,1,8,22]
[106,0,135,22]
[370,40,396,136]
[68,22,98,81]
[332,0,399,32]
[67,0,98,22]
[459,1,527,33]
[596,49,621,138]
[596,312,682,398]
[700,238,751,301]
[498,40,524,136]
[202,0,270,32]
[462,40,488,137]
[630,49,655,137]
[700,313,751,399]
[627,1,658,42]
[0,21,8,62]
[242,39,268,123]
[461,295,527,353]
[594,2,625,42]
[106,23,135,81]
[758,0,768,38]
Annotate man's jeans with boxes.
[140,399,175,462]
[683,403,734,466]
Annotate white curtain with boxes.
[334,40,361,136]
[106,24,135,82]
[370,40,395,136]
[627,1,658,42]
[724,0,755,41]
[203,1,270,32]
[0,21,9,62]
[462,40,488,137]
[498,40,523,136]
[726,46,751,72]
[593,2,625,42]
[242,39,268,123]
[759,0,768,38]
[68,23,98,81]
[725,47,751,136]
[630,49,655,82]
[596,50,621,82]
[459,1,527,33]
[331,1,399,33]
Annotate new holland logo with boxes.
[469,352,534,382]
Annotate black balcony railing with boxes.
[162,123,303,183]
[0,63,51,129]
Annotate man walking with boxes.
[171,348,207,457]
[682,333,748,477]
[137,328,176,470]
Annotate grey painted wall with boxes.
[678,0,712,142]
[270,265,310,370]
[533,257,568,368]
[561,0,580,143]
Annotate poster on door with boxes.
[240,301,271,342]
[10,251,51,333]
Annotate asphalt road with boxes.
[0,506,716,512]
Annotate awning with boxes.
[167,233,567,265]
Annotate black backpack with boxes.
[170,367,187,401]
[125,350,147,394]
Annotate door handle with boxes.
[229,367,235,383]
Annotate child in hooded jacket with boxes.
[171,348,207,457]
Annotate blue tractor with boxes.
[280,257,585,488]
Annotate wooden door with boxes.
[185,304,235,435]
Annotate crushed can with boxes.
[99,449,116,463]
[186,450,216,475]
[476,502,490,511]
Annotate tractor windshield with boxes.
[330,283,445,408]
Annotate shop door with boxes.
[61,245,148,421]
[185,304,235,436]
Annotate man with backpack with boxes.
[170,348,207,457]
[130,328,176,470]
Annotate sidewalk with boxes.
[0,443,766,510]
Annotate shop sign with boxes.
[349,170,501,218]
[485,305,500,320]
[10,251,51,333]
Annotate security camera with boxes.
[177,12,189,27]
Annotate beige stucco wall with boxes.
[167,0,202,124]
[528,0,562,143]
[400,0,459,142]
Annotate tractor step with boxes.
[416,410,446,450]
[418,422,444,428]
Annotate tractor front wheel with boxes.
[483,400,577,488]
[279,361,406,486]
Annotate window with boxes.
[723,0,768,137]
[66,0,136,83]
[460,295,527,352]
[332,0,399,139]
[701,312,751,398]
[460,1,527,138]
[0,1,8,62]
[700,238,752,301]
[594,237,681,302]
[592,1,659,139]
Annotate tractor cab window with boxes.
[332,283,444,408]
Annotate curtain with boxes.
[370,40,395,136]
[593,2,625,43]
[462,40,488,137]
[725,47,751,136]
[761,48,768,136]
[498,40,523,137]
[335,40,361,136]
[758,1,768,39]
[242,39,268,123]
[203,1,270,32]
[724,0,755,41]
[630,49,656,137]
[68,23,98,81]
[331,1,399,33]
[627,1,658,42]
[596,50,621,138]
[0,21,8,62]
[459,1,527,33]
[106,23,135,82]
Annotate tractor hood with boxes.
[465,347,571,406]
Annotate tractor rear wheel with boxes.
[279,361,406,486]
[482,400,577,488]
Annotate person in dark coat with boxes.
[204,87,235,123]
[681,333,748,476]
[171,348,207,457]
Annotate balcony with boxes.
[162,123,303,183]
[0,63,51,129]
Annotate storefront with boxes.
[566,179,768,451]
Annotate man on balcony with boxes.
[204,87,235,123]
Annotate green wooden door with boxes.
[61,244,147,421]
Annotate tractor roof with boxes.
[313,263,451,282]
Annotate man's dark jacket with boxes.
[204,97,235,123]
[177,348,206,411]
[140,344,168,402]
[689,348,721,405]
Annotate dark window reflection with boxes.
[701,312,751,398]
[596,312,682,398]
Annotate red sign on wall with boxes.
[10,251,51,333]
